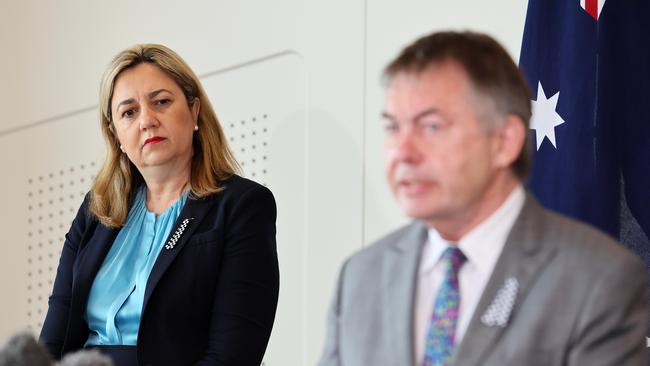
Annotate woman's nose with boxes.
[139,106,160,130]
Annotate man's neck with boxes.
[427,176,520,242]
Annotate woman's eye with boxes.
[156,99,171,105]
[122,109,135,118]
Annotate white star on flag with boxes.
[530,82,565,150]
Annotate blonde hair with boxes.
[90,44,240,227]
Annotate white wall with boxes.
[0,1,527,364]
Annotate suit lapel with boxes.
[141,196,215,313]
[453,195,557,366]
[72,224,120,307]
[382,222,427,366]
[65,223,120,350]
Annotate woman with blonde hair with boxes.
[40,44,279,366]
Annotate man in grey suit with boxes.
[318,31,648,366]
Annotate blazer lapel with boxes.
[71,223,120,307]
[141,196,215,313]
[65,223,120,351]
[453,195,557,366]
[382,222,427,366]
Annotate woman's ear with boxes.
[191,97,201,122]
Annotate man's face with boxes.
[383,61,504,228]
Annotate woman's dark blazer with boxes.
[40,175,279,366]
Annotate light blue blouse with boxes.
[85,187,188,346]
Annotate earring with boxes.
[194,125,199,131]
[120,144,125,153]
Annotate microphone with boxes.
[60,348,113,366]
[0,331,51,366]
[0,331,113,366]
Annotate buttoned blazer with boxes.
[40,175,279,366]
[318,193,648,366]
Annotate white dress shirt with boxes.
[414,185,525,365]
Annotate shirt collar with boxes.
[420,185,525,274]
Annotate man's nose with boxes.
[139,105,160,130]
[393,130,422,164]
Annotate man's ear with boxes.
[493,115,526,169]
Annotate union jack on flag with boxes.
[579,0,606,20]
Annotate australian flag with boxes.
[519,0,650,327]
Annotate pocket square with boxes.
[480,277,518,327]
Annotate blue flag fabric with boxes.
[519,0,650,282]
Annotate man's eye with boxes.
[421,122,439,132]
[384,122,399,133]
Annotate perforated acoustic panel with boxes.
[223,113,271,185]
[24,161,98,330]
[0,52,306,366]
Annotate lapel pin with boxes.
[165,217,194,250]
[480,277,519,328]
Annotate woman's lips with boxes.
[144,136,166,146]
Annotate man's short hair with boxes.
[384,31,533,180]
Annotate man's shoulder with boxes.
[527,200,643,271]
[344,222,422,268]
[333,223,422,301]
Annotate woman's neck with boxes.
[141,165,191,215]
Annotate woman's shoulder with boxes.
[219,174,272,196]
[198,174,274,203]
[64,191,102,238]
[79,192,96,221]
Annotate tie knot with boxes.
[441,246,466,272]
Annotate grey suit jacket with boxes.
[318,195,648,366]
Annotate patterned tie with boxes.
[423,246,466,366]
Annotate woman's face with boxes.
[110,63,200,176]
